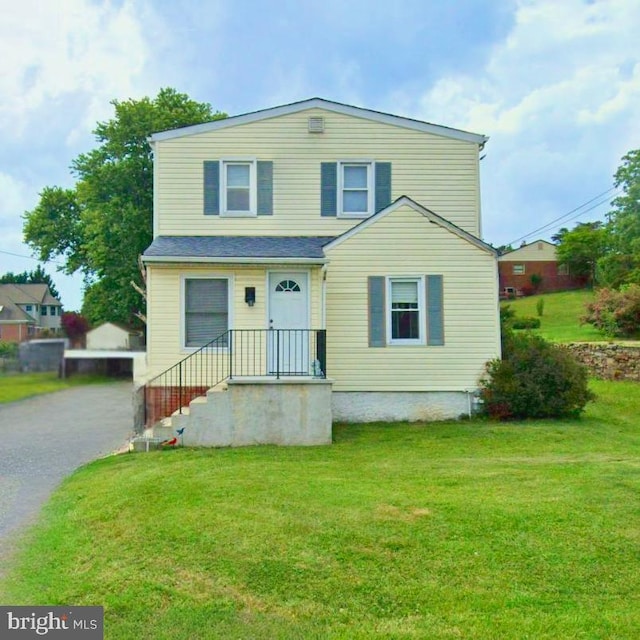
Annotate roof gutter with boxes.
[142,256,329,265]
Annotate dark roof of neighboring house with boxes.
[143,236,336,262]
[0,293,35,323]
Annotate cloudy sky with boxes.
[1,0,638,310]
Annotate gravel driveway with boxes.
[0,382,133,574]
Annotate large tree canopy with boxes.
[597,148,640,287]
[23,88,225,326]
[0,265,61,301]
[555,221,607,286]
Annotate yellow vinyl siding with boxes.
[324,204,500,392]
[154,108,481,237]
[146,264,322,378]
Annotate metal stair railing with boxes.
[143,329,326,428]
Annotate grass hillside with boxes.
[1,380,639,639]
[502,289,603,342]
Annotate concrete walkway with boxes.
[0,382,133,575]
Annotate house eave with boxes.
[148,97,488,146]
[142,256,329,265]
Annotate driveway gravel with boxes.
[0,382,133,575]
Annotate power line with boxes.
[507,186,618,246]
[0,248,64,266]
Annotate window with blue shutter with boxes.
[323,161,392,218]
[205,160,274,216]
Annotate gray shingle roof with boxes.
[143,236,336,260]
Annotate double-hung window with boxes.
[184,278,230,348]
[338,162,373,217]
[222,160,256,216]
[388,277,424,344]
[513,264,525,275]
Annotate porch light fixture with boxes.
[245,287,256,307]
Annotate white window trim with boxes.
[221,158,257,217]
[180,274,234,352]
[386,276,425,346]
[337,160,374,218]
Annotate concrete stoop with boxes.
[133,378,333,449]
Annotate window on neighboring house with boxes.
[41,306,47,316]
[25,305,32,313]
[184,278,230,348]
[558,264,569,276]
[339,162,373,217]
[513,264,525,275]
[388,277,424,344]
[222,160,256,215]
[50,306,57,316]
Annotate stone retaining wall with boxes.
[564,343,640,381]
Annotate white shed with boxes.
[86,322,142,350]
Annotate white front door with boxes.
[268,271,309,374]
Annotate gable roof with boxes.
[149,97,488,146]
[0,291,36,324]
[498,239,558,261]
[0,283,62,306]
[323,196,497,256]
[142,236,335,264]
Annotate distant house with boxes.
[86,322,143,351]
[498,240,586,295]
[0,284,62,343]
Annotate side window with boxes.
[388,278,423,344]
[513,264,525,275]
[184,278,229,348]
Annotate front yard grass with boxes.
[1,379,639,639]
[0,372,117,404]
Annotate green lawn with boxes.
[0,372,117,404]
[2,379,639,639]
[502,289,607,342]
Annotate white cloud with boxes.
[0,0,155,142]
[412,0,640,244]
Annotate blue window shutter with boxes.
[375,162,392,212]
[368,276,386,347]
[257,161,273,215]
[427,275,444,346]
[203,161,220,215]
[321,162,337,217]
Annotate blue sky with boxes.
[1,0,638,311]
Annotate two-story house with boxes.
[0,283,62,343]
[140,98,501,446]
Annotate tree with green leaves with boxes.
[597,148,640,288]
[23,88,225,327]
[555,221,607,287]
[0,265,61,301]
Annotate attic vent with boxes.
[308,117,325,133]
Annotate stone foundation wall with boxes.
[564,343,640,381]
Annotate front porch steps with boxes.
[134,377,332,449]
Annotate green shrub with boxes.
[582,284,640,338]
[511,316,541,330]
[0,341,18,358]
[530,273,543,291]
[536,298,545,317]
[480,333,594,420]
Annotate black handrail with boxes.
[143,329,326,428]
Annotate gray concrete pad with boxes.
[0,382,133,576]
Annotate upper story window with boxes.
[513,264,525,275]
[50,306,57,316]
[41,306,47,316]
[338,162,373,218]
[25,305,32,312]
[222,160,257,216]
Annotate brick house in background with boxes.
[0,284,63,343]
[498,239,587,295]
